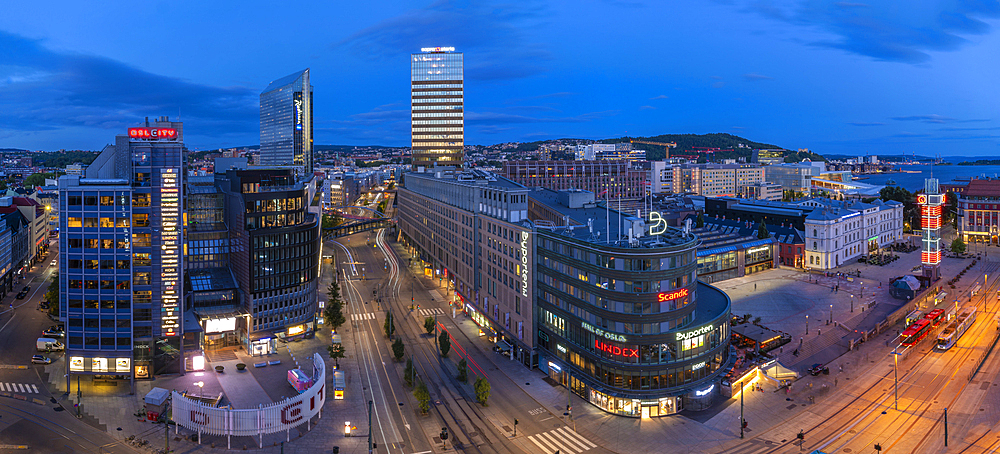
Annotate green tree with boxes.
[439,330,450,358]
[757,221,770,239]
[879,186,912,204]
[44,271,59,304]
[404,357,415,387]
[392,338,405,361]
[456,358,468,382]
[327,344,346,368]
[324,281,346,331]
[384,310,395,338]
[414,380,431,414]
[24,172,57,187]
[474,377,491,406]
[951,237,967,254]
[696,213,704,228]
[424,316,436,335]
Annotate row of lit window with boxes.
[412,120,463,125]
[67,235,150,249]
[412,105,462,111]
[412,112,463,118]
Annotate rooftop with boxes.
[262,69,308,94]
[528,188,696,249]
[963,179,1000,198]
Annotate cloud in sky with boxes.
[848,121,885,126]
[743,73,773,81]
[891,114,956,123]
[337,0,552,81]
[740,0,1000,63]
[0,31,257,148]
[649,94,669,100]
[639,105,655,110]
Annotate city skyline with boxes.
[2,1,1000,156]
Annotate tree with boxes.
[414,380,431,414]
[404,357,415,387]
[879,186,912,204]
[424,316,436,335]
[324,281,346,331]
[951,237,967,254]
[327,344,346,368]
[439,330,450,358]
[384,310,395,338]
[757,221,770,239]
[24,172,58,187]
[696,213,704,228]
[392,338,405,361]
[474,377,491,406]
[456,358,468,382]
[44,272,59,304]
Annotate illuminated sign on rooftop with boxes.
[420,47,456,52]
[128,127,177,140]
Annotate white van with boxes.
[36,338,63,352]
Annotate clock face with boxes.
[917,195,927,204]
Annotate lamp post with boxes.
[805,315,809,335]
[851,294,854,313]
[829,305,833,325]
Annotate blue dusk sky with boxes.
[1,0,999,156]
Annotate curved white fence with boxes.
[172,353,326,446]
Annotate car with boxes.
[15,291,27,300]
[50,260,56,266]
[808,363,830,376]
[31,355,51,365]
[38,302,50,310]
[41,329,64,338]
[22,286,30,293]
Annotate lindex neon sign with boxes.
[595,339,638,358]
[128,127,177,140]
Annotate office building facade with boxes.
[260,69,313,174]
[398,169,732,416]
[216,169,321,355]
[411,48,464,171]
[59,118,185,390]
[503,160,647,201]
[956,179,1000,246]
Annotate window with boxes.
[68,238,82,248]
[117,259,130,269]
[84,196,98,206]
[99,196,114,206]
[83,218,98,228]
[132,253,150,266]
[116,218,130,228]
[100,218,114,228]
[132,213,149,227]
[132,194,150,207]
[133,272,151,286]
[85,259,99,269]
[100,260,114,269]
[68,196,82,206]
[132,233,151,247]
[68,217,82,228]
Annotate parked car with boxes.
[38,302,50,310]
[31,355,51,365]
[808,363,830,376]
[50,260,56,266]
[41,329,64,338]
[15,291,27,299]
[22,286,30,293]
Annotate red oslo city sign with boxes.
[128,127,177,140]
[657,288,689,303]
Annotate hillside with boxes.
[603,133,795,161]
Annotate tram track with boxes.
[739,267,1000,454]
[372,228,516,454]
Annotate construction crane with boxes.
[629,139,677,159]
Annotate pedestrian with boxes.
[839,364,843,373]
[755,283,757,291]
[835,378,838,387]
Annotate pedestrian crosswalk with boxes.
[0,383,39,393]
[351,313,376,321]
[526,427,597,453]
[419,308,445,316]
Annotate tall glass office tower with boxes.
[411,48,463,171]
[260,69,313,174]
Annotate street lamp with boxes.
[805,315,809,335]
[851,294,854,313]
[829,304,833,325]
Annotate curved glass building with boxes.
[531,189,732,417]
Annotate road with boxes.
[328,227,608,454]
[724,263,1000,454]
[0,242,136,453]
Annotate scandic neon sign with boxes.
[595,339,638,358]
[657,288,689,302]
